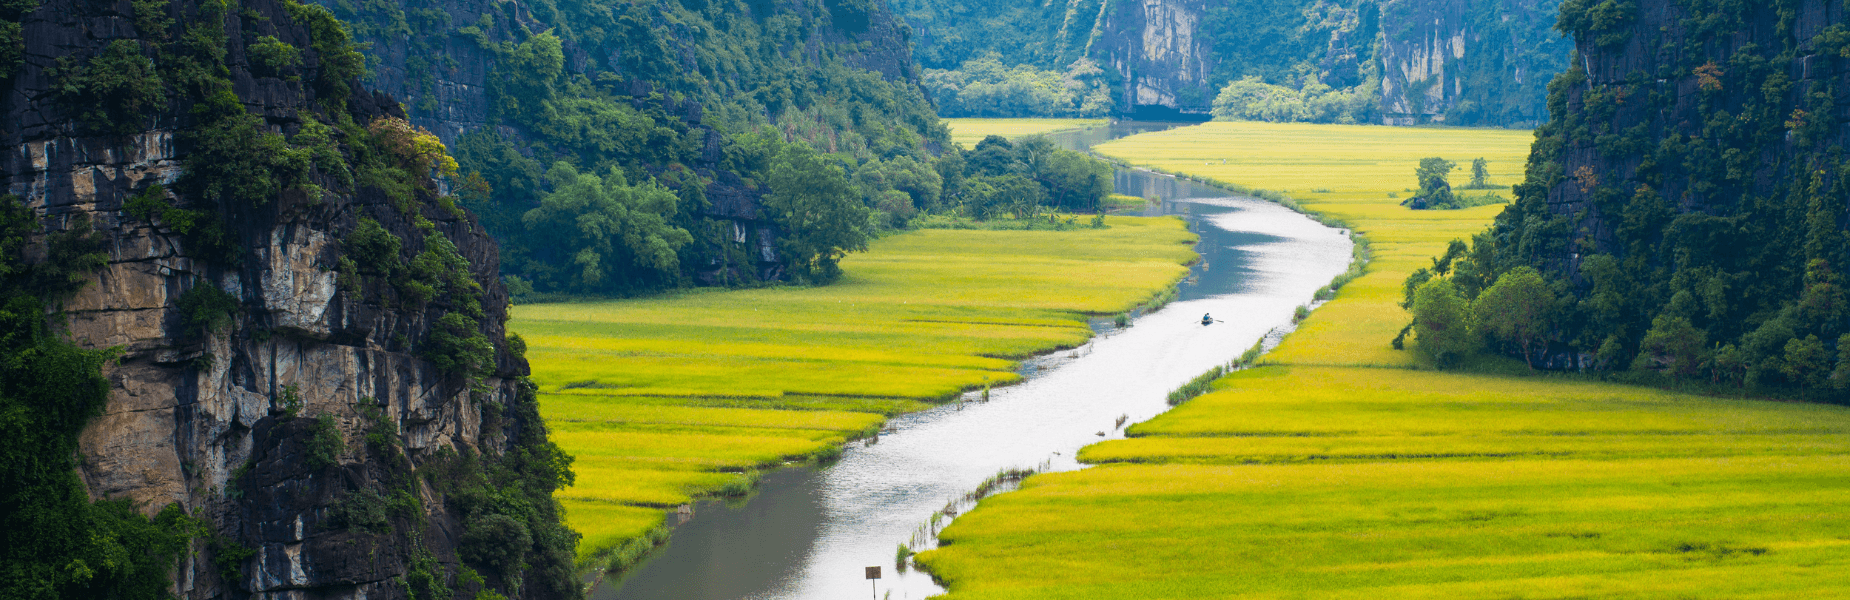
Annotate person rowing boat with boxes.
[1201,313,1214,326]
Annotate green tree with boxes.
[762,143,870,283]
[1632,314,1708,378]
[1415,157,1456,194]
[522,162,691,291]
[1411,277,1475,368]
[52,40,167,133]
[1831,334,1850,390]
[1472,267,1555,368]
[1469,158,1490,189]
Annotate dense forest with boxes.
[895,0,1571,126]
[315,0,1121,296]
[1405,0,1850,394]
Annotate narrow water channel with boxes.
[591,123,1355,600]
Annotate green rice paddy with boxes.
[513,217,1197,560]
[912,121,1850,598]
[943,118,1108,147]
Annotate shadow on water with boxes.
[592,122,1354,600]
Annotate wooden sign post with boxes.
[865,566,881,599]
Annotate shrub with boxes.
[460,513,531,576]
[324,488,390,533]
[344,218,402,273]
[423,312,494,379]
[246,35,300,77]
[306,413,343,469]
[1472,267,1556,368]
[176,283,239,338]
[1411,278,1475,368]
[52,39,167,132]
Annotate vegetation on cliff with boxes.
[0,197,198,599]
[1404,0,1850,395]
[323,0,954,294]
[12,0,587,595]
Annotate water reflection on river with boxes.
[592,123,1353,600]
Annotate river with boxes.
[590,122,1355,600]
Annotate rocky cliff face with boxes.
[1377,0,1567,125]
[1548,0,1849,215]
[2,0,573,597]
[1095,0,1217,117]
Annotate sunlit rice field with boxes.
[514,216,1196,560]
[943,117,1109,147]
[912,121,1850,598]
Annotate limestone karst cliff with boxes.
[1094,0,1217,117]
[896,0,1571,125]
[0,0,579,596]
[1438,0,1850,389]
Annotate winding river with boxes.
[590,122,1355,600]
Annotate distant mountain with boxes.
[894,0,1571,126]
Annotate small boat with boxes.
[1201,313,1214,326]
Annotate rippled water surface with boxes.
[593,123,1354,600]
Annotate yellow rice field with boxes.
[943,118,1108,147]
[515,216,1197,560]
[912,121,1850,598]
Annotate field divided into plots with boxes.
[913,121,1850,598]
[512,217,1197,560]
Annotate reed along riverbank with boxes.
[911,121,1850,598]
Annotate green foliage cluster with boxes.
[51,39,168,132]
[405,0,947,295]
[0,0,34,78]
[420,382,581,599]
[519,163,692,290]
[1407,7,1850,395]
[1211,74,1378,124]
[1406,265,1557,368]
[175,282,239,340]
[0,196,201,599]
[1403,157,1507,209]
[938,134,1113,219]
[306,413,344,469]
[922,55,1112,118]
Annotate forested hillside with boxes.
[1409,0,1850,394]
[895,0,1571,126]
[319,0,958,294]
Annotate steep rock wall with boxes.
[1377,0,1567,125]
[1097,0,1216,116]
[1,0,570,596]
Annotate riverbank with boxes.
[912,122,1850,597]
[511,216,1197,569]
